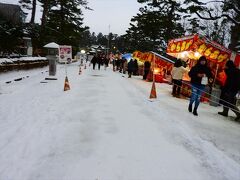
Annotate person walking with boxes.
[218,60,240,121]
[123,60,128,74]
[104,56,109,70]
[119,58,125,73]
[97,54,102,70]
[188,56,213,116]
[91,55,97,70]
[171,59,189,98]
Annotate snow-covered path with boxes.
[0,63,240,180]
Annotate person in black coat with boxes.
[91,55,97,70]
[218,60,240,121]
[128,59,135,78]
[119,58,125,73]
[97,54,102,70]
[188,56,213,116]
[104,56,109,70]
[133,59,139,75]
[143,61,151,80]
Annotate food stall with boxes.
[133,51,174,82]
[166,34,240,97]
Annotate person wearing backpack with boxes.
[218,60,240,121]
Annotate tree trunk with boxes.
[39,0,50,46]
[41,0,49,28]
[30,0,36,24]
[59,0,65,44]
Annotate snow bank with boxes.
[0,58,13,64]
[0,57,47,64]
[19,57,47,61]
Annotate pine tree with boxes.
[0,13,24,54]
[91,32,97,44]
[125,0,185,53]
[79,30,92,47]
[38,0,89,54]
[184,0,240,50]
[96,33,107,45]
[19,0,37,24]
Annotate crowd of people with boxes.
[90,54,152,79]
[111,58,139,78]
[89,53,240,121]
[91,54,110,70]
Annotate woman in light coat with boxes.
[171,59,189,97]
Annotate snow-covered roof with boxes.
[44,42,59,49]
[151,51,175,64]
[91,45,106,49]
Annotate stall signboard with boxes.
[167,34,240,68]
[133,51,174,82]
[132,51,144,62]
[59,45,72,63]
[133,51,174,69]
[167,34,240,87]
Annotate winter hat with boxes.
[196,56,207,66]
[174,59,183,67]
[198,56,207,62]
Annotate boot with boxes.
[193,108,198,116]
[175,94,181,98]
[218,112,228,117]
[218,107,228,117]
[234,112,240,121]
[188,104,192,112]
[232,107,240,121]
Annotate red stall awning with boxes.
[167,34,240,68]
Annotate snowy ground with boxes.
[0,62,240,180]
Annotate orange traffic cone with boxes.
[79,66,82,75]
[149,81,157,99]
[64,76,70,91]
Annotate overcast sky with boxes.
[2,0,142,35]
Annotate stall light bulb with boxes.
[154,69,159,74]
[194,52,201,58]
